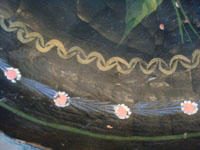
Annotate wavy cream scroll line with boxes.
[0,19,200,75]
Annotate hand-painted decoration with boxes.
[181,100,198,115]
[70,97,115,114]
[131,101,182,116]
[159,24,165,30]
[19,75,116,115]
[4,67,21,83]
[0,58,10,72]
[114,104,132,119]
[106,125,113,129]
[22,78,70,107]
[53,91,70,107]
[2,102,200,141]
[1,19,200,75]
[0,58,21,83]
[20,77,58,99]
[0,57,199,120]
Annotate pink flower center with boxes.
[55,94,67,106]
[5,69,17,80]
[116,106,127,118]
[183,103,196,114]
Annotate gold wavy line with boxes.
[1,19,200,75]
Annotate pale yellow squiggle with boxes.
[1,19,200,75]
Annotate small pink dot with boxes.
[159,24,165,30]
[116,106,127,118]
[5,69,17,80]
[55,94,67,106]
[183,103,196,114]
[107,125,113,129]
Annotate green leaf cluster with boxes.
[120,0,163,44]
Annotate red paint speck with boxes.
[107,125,113,129]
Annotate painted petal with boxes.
[5,69,17,80]
[55,94,67,106]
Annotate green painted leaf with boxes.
[120,0,163,44]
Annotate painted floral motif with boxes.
[4,68,21,83]
[54,91,70,107]
[114,104,132,119]
[3,57,200,119]
[181,100,198,115]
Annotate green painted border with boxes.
[0,101,200,141]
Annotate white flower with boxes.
[53,91,70,107]
[114,104,132,119]
[4,67,21,83]
[181,100,198,115]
